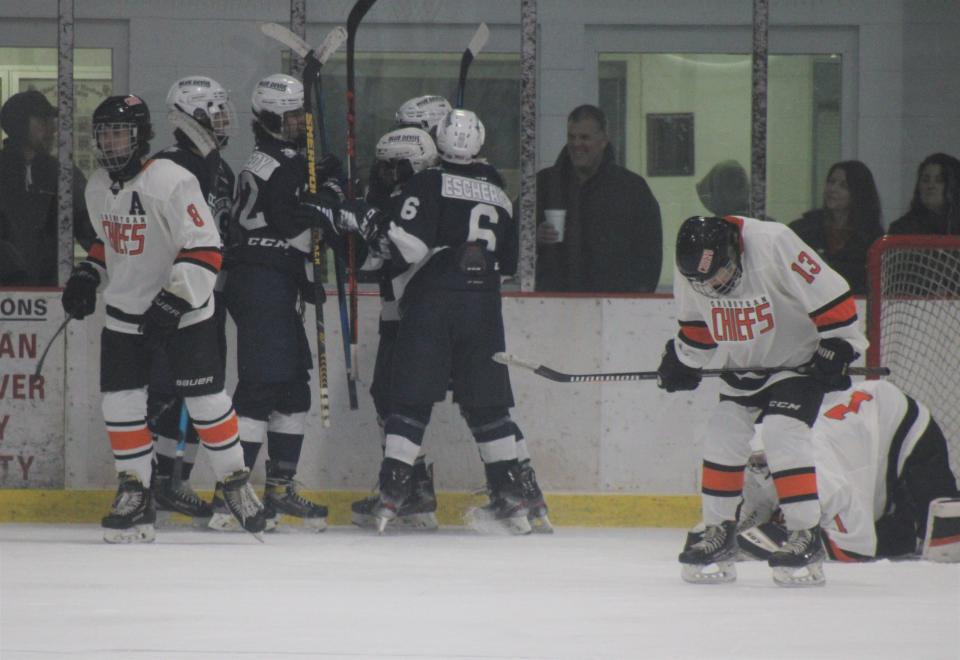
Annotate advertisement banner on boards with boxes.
[0,291,64,487]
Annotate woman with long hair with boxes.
[889,152,960,236]
[789,160,883,294]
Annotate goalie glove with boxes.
[656,339,702,392]
[140,289,191,350]
[806,337,858,391]
[61,263,100,320]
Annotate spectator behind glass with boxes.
[888,153,960,236]
[788,160,883,294]
[696,160,750,217]
[0,90,95,286]
[535,105,662,292]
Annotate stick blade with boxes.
[347,0,378,33]
[260,22,310,58]
[168,111,218,156]
[315,26,347,65]
[467,22,490,57]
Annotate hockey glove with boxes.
[61,263,100,320]
[338,199,387,244]
[140,289,191,350]
[656,339,702,392]
[806,337,857,391]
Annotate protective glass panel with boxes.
[599,52,842,288]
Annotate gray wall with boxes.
[0,0,957,224]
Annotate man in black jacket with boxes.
[0,89,95,285]
[535,105,662,293]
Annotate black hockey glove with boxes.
[315,153,345,185]
[338,199,387,244]
[367,160,395,205]
[656,339,702,392]
[140,289,191,350]
[61,263,100,320]
[806,337,857,391]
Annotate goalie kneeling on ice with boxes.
[923,498,960,563]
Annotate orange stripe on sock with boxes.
[773,471,818,500]
[825,534,860,562]
[702,465,744,493]
[196,412,238,446]
[930,534,960,547]
[108,427,152,452]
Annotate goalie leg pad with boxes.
[922,497,960,563]
[737,521,789,560]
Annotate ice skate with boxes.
[768,526,826,587]
[102,472,157,544]
[264,461,328,531]
[221,469,267,540]
[519,460,553,533]
[355,462,440,530]
[679,520,737,583]
[208,481,241,531]
[372,458,415,533]
[152,474,212,519]
[466,464,531,536]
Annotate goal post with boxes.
[867,235,960,477]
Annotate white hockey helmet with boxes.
[251,74,304,142]
[375,127,439,174]
[394,95,452,133]
[166,75,236,147]
[435,109,485,164]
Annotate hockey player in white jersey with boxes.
[733,380,960,561]
[658,215,868,586]
[147,75,237,521]
[61,95,265,542]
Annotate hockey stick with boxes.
[33,313,72,379]
[456,22,490,108]
[259,22,347,68]
[345,0,377,389]
[298,26,349,425]
[171,402,189,490]
[493,352,891,384]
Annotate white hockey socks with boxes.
[186,392,244,480]
[102,388,154,486]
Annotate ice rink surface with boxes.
[1,524,958,660]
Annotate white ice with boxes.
[1,524,958,660]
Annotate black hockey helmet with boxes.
[92,94,153,180]
[676,215,743,297]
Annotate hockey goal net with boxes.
[867,235,960,478]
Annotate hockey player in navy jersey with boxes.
[658,215,868,586]
[330,109,533,534]
[219,74,342,532]
[146,75,237,521]
[61,94,266,542]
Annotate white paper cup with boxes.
[543,209,567,242]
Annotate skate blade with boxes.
[351,512,377,529]
[680,561,737,584]
[272,515,328,532]
[530,514,554,534]
[208,512,242,532]
[394,512,439,531]
[771,563,825,587]
[103,524,156,544]
[375,515,391,534]
[464,507,532,536]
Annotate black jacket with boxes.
[535,145,662,292]
[0,144,95,285]
[788,209,882,295]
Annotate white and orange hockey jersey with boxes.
[83,158,222,334]
[672,215,869,394]
[749,380,935,558]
